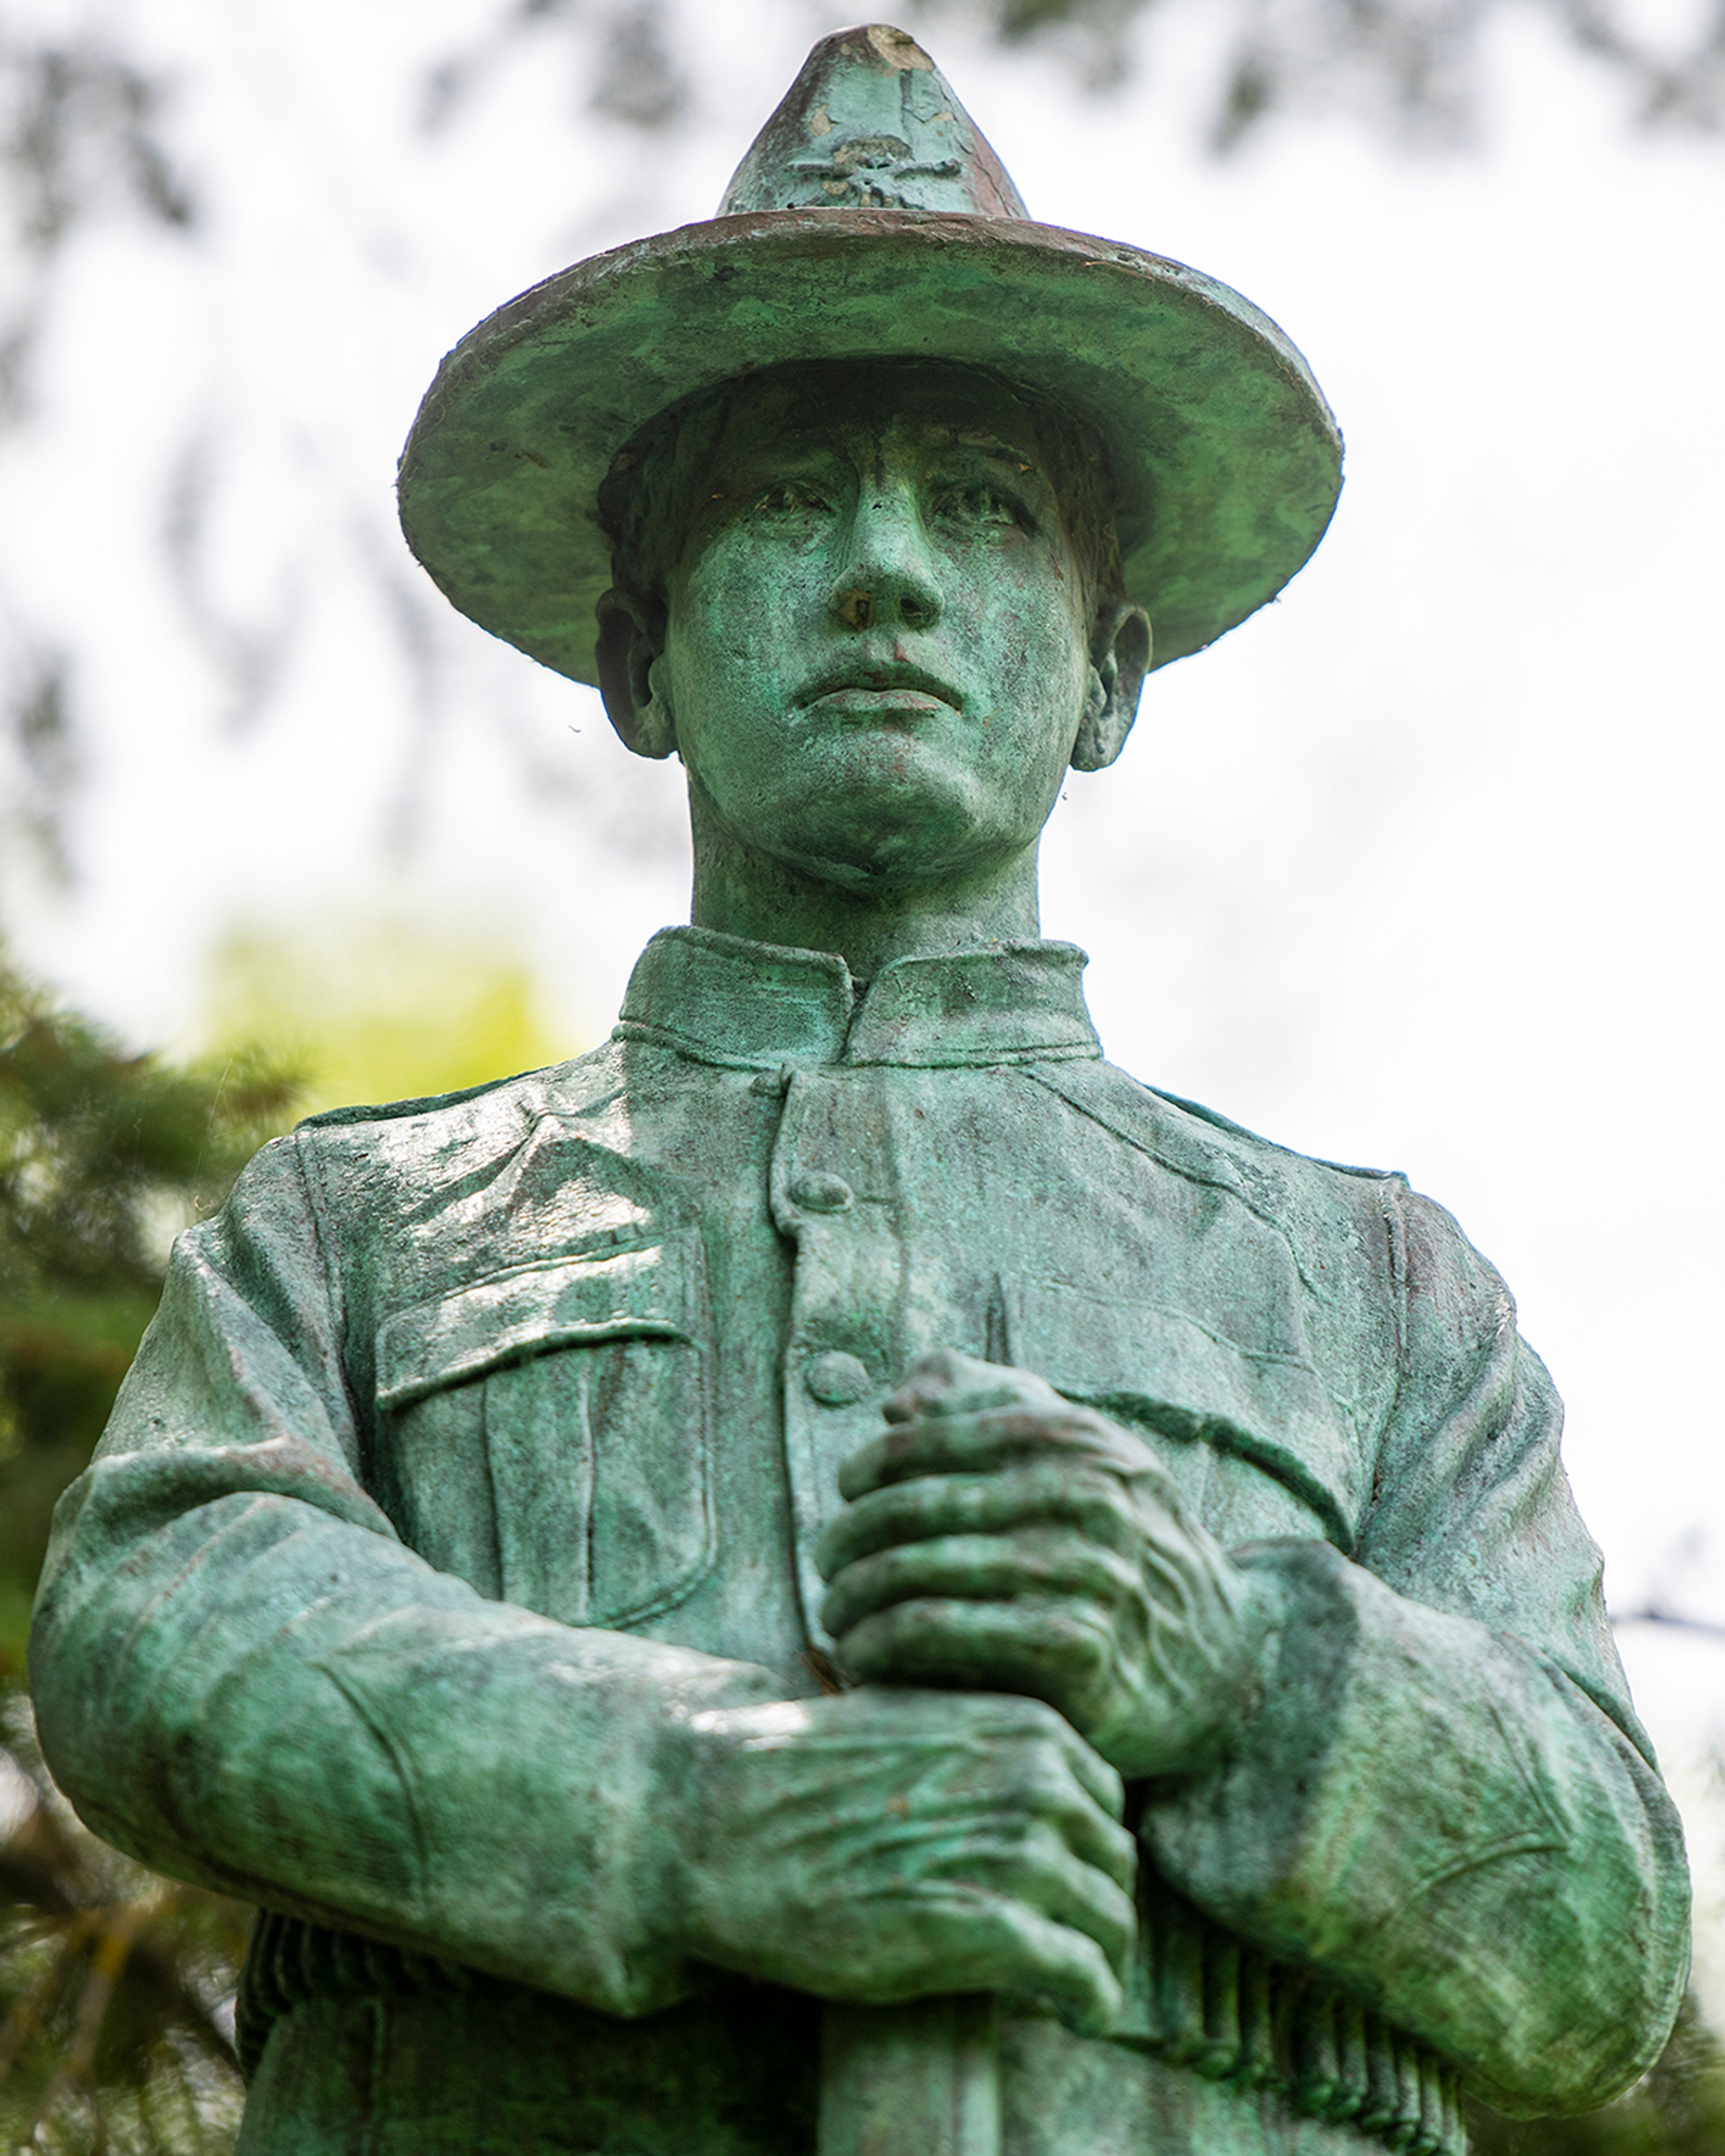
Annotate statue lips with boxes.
[796,662,967,728]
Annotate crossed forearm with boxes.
[809,1348,1686,2112]
[35,1343,1677,2102]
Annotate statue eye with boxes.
[753,481,832,516]
[931,484,1026,534]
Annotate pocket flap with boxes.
[376,1236,700,1412]
[1011,1280,1365,1548]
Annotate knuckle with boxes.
[978,1812,1047,1872]
[1000,1713,1077,1773]
[1101,1817,1136,1868]
[1010,1757,1086,1823]
[1003,1692,1067,1738]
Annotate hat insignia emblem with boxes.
[789,135,963,208]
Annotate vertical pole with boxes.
[818,1996,1000,2156]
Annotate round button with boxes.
[804,1351,872,1407]
[790,1172,854,1214]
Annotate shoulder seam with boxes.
[1142,1082,1403,1182]
[295,1063,562,1131]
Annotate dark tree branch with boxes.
[1612,1608,1725,1641]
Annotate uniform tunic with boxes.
[29,929,1688,2154]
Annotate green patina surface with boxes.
[27,22,1688,2156]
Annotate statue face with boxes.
[628,366,1146,896]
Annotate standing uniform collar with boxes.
[615,925,1102,1072]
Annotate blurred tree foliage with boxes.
[0,1698,248,2153]
[0,949,297,2147]
[425,0,1725,147]
[0,951,297,1676]
[204,916,562,1124]
[950,0,1725,141]
[0,920,566,2148]
[4,0,1723,875]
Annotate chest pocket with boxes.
[375,1234,715,1629]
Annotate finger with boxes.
[925,1816,1137,1972]
[842,1683,1131,1849]
[884,1350,1064,1426]
[840,1403,1158,1502]
[862,1888,1130,2035]
[970,1897,1130,2027]
[820,1530,1142,1642]
[816,1463,1141,1577]
[838,1599,1129,1740]
[944,1706,1138,1887]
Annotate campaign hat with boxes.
[398,22,1342,684]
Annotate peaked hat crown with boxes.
[398,24,1342,691]
[719,24,1025,219]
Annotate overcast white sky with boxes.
[4,0,1724,2000]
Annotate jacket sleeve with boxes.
[1143,1178,1690,2117]
[27,1131,782,2018]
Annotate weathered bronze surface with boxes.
[29,23,1688,2156]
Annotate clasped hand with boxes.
[818,1349,1262,1781]
[659,1352,1263,2034]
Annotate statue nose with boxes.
[829,492,943,632]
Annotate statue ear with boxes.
[596,588,677,760]
[1071,601,1151,773]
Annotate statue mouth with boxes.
[796,664,965,721]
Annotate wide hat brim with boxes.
[398,208,1343,686]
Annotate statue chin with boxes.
[754,818,1030,903]
[696,751,1052,905]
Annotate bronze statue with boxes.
[30,25,1687,2156]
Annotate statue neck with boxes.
[685,784,1043,980]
